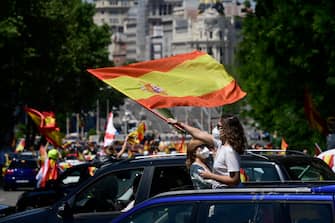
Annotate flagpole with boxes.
[76,113,80,136]
[128,99,186,134]
[96,99,100,136]
[66,114,70,136]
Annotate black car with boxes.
[241,149,335,183]
[16,161,99,211]
[2,151,335,223]
[1,154,193,223]
[15,156,120,212]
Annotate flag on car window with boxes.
[25,107,63,148]
[87,51,246,109]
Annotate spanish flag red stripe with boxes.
[89,51,205,78]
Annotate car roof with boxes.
[9,158,38,165]
[95,151,332,175]
[154,184,335,199]
[98,153,187,170]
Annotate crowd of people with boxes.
[0,128,189,188]
[3,113,324,190]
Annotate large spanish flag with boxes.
[25,107,63,148]
[87,51,246,109]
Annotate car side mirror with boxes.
[57,201,72,219]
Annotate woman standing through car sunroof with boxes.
[168,114,247,188]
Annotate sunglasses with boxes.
[196,144,208,149]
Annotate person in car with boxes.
[168,114,247,188]
[186,138,216,189]
[36,148,61,188]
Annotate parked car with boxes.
[112,185,335,223]
[3,158,39,191]
[0,154,193,223]
[241,149,335,183]
[15,161,99,211]
[2,151,335,222]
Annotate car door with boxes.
[197,195,334,223]
[68,168,144,223]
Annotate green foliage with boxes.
[0,0,124,148]
[87,128,96,136]
[14,123,26,139]
[236,0,335,149]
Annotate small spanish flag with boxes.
[136,122,146,143]
[15,138,25,153]
[25,107,63,148]
[281,137,288,150]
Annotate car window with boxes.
[150,166,193,197]
[202,201,332,223]
[73,168,143,213]
[118,203,194,223]
[204,202,279,223]
[60,169,87,186]
[289,203,332,223]
[242,164,280,182]
[9,159,38,168]
[283,159,335,181]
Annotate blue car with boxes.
[112,185,335,223]
[3,159,39,190]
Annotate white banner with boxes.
[103,112,117,147]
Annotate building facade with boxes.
[93,0,246,66]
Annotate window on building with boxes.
[209,31,213,39]
[220,47,224,64]
[159,5,163,15]
[208,47,213,55]
[175,19,188,33]
[168,4,172,14]
[110,18,119,24]
[109,0,118,5]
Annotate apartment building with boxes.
[93,0,246,66]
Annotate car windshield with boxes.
[242,163,280,182]
[282,158,335,181]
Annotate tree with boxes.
[236,0,335,149]
[0,0,123,149]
